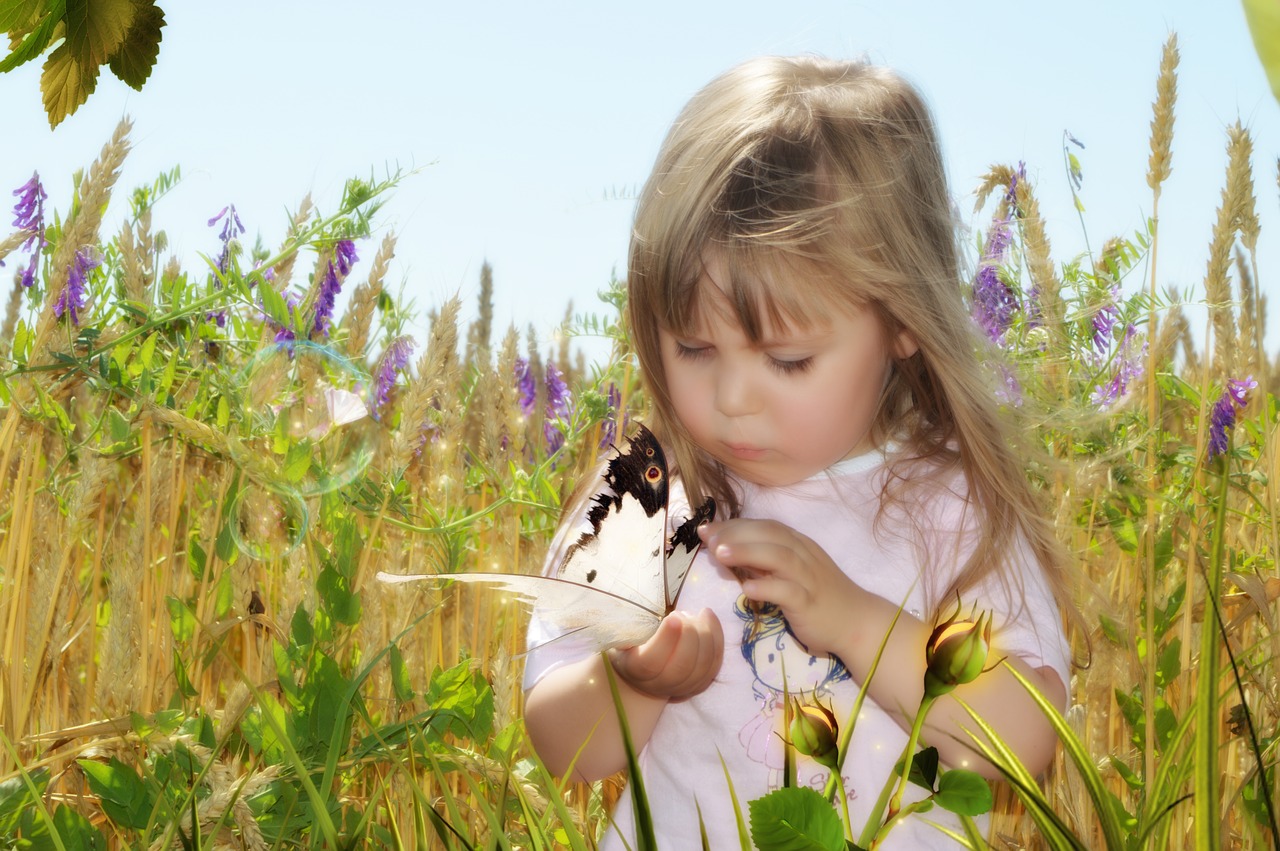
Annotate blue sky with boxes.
[3,1,1277,368]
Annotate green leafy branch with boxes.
[0,0,165,128]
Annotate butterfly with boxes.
[377,424,716,652]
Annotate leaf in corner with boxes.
[0,2,61,74]
[108,0,163,90]
[65,0,133,65]
[40,40,98,128]
[0,0,50,36]
[748,787,845,851]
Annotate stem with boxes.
[858,693,937,848]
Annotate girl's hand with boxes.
[700,519,861,658]
[608,608,723,699]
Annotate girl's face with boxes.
[659,258,916,487]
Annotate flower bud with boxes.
[785,696,840,770]
[923,606,993,698]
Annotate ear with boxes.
[892,329,919,359]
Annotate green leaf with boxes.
[0,1,62,74]
[747,787,845,851]
[290,603,313,649]
[282,441,311,483]
[317,565,360,625]
[1243,0,1280,103]
[0,767,49,833]
[424,659,494,743]
[0,0,49,33]
[171,647,197,699]
[213,565,233,618]
[1155,637,1181,688]
[258,280,291,328]
[38,804,106,851]
[165,595,195,642]
[65,0,134,65]
[77,757,153,829]
[934,769,993,816]
[137,330,157,369]
[905,746,939,791]
[106,0,162,90]
[388,642,414,702]
[40,40,98,128]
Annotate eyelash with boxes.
[673,342,814,375]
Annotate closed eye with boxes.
[673,341,713,362]
[767,355,814,375]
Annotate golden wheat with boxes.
[1146,33,1179,194]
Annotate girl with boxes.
[523,56,1072,849]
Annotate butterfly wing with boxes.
[556,425,670,616]
[664,496,716,613]
[377,424,712,651]
[375,571,661,651]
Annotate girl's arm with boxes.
[524,608,724,781]
[700,520,1066,778]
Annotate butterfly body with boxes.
[378,425,715,652]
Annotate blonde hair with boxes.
[627,55,1071,618]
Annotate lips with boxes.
[724,442,767,460]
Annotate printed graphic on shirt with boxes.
[733,595,856,797]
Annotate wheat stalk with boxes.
[30,118,132,359]
[1146,33,1179,194]
[0,272,23,361]
[343,230,396,359]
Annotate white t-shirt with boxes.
[524,447,1070,850]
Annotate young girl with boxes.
[523,56,1072,849]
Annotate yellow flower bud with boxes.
[923,606,993,698]
[785,696,840,770]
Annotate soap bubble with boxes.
[228,478,308,561]
[229,341,376,497]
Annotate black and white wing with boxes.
[376,424,714,652]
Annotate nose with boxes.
[714,360,758,417]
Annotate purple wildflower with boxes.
[1092,306,1118,351]
[312,239,358,337]
[1207,376,1257,459]
[208,204,245,275]
[514,357,536,415]
[373,335,415,418]
[972,219,1017,343]
[543,363,572,454]
[11,172,47,288]
[269,290,302,347]
[599,383,625,448]
[334,239,358,276]
[1090,325,1147,408]
[53,248,100,325]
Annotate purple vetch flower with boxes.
[514,357,536,415]
[11,172,47,288]
[269,290,302,348]
[1092,305,1119,351]
[53,248,100,325]
[1207,376,1257,459]
[994,363,1023,408]
[972,218,1018,343]
[373,335,415,418]
[312,239,358,337]
[599,383,626,448]
[1090,325,1147,408]
[208,204,245,275]
[334,239,358,276]
[543,362,572,454]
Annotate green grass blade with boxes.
[955,697,1090,850]
[995,665,1128,851]
[602,652,656,851]
[1194,465,1230,851]
[719,751,754,851]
